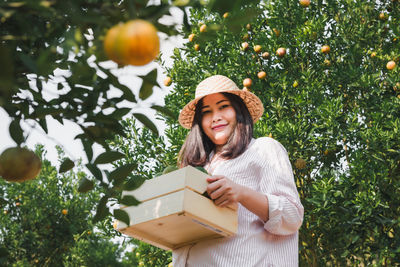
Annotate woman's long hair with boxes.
[178,92,253,168]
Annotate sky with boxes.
[0,7,185,167]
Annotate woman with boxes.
[174,75,304,266]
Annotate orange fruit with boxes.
[243,78,252,88]
[241,42,249,51]
[257,71,267,79]
[387,60,396,70]
[194,44,200,51]
[321,45,330,54]
[223,12,229,19]
[199,24,207,33]
[164,77,172,86]
[104,23,124,64]
[104,19,160,66]
[300,0,310,7]
[371,52,377,58]
[254,45,262,53]
[273,28,280,37]
[62,209,68,215]
[0,147,41,182]
[188,33,195,42]
[379,12,387,20]
[276,47,286,57]
[262,52,270,59]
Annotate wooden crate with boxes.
[114,166,238,251]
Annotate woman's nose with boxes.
[212,111,222,122]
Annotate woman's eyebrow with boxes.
[201,99,229,110]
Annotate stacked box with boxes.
[114,166,238,250]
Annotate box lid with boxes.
[123,166,209,202]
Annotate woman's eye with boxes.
[220,104,229,109]
[202,110,210,115]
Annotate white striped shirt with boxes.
[173,137,304,267]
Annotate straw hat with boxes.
[178,75,264,129]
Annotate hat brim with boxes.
[178,90,264,129]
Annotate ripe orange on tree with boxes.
[299,0,310,7]
[379,12,387,21]
[104,19,160,66]
[188,33,195,42]
[199,24,207,33]
[0,147,42,182]
[276,47,286,57]
[194,44,200,51]
[164,76,172,86]
[386,60,396,70]
[62,209,68,215]
[321,45,331,54]
[262,52,270,59]
[254,45,262,53]
[243,78,252,88]
[223,12,229,19]
[257,71,267,79]
[241,42,249,51]
[273,28,280,37]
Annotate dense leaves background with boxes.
[158,1,400,265]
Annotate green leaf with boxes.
[109,163,137,185]
[94,151,126,165]
[139,69,158,100]
[78,177,95,193]
[139,81,153,100]
[59,158,75,173]
[151,105,177,119]
[93,196,109,223]
[86,164,103,181]
[114,209,130,226]
[82,139,94,162]
[120,195,141,206]
[9,119,24,145]
[132,113,159,136]
[111,108,131,119]
[123,175,146,191]
[38,118,48,134]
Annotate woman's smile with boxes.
[201,93,237,150]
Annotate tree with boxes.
[0,145,129,266]
[0,0,261,227]
[157,1,399,265]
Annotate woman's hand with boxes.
[207,175,270,222]
[206,175,242,207]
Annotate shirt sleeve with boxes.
[254,137,304,236]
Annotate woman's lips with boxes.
[212,124,227,131]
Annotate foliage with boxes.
[161,1,400,265]
[0,145,129,266]
[108,118,173,266]
[0,0,262,230]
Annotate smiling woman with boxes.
[174,75,304,266]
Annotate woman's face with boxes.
[200,93,237,151]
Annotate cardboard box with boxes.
[114,166,238,250]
